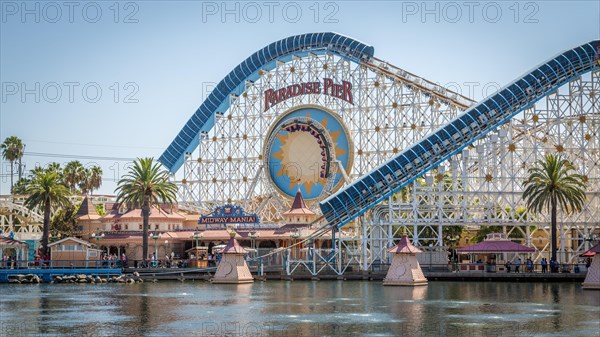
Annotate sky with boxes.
[1,0,599,195]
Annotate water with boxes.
[0,281,598,336]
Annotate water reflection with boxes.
[0,281,598,336]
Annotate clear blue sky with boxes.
[1,0,598,195]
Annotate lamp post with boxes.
[249,231,258,257]
[428,243,433,272]
[291,229,300,259]
[584,234,598,249]
[193,232,203,248]
[91,232,105,268]
[151,232,161,263]
[448,235,460,272]
[91,232,105,251]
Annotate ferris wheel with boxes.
[161,33,472,223]
[161,33,599,266]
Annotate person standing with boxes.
[541,258,547,273]
[515,258,522,273]
[121,254,128,268]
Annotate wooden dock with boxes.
[121,268,586,283]
[1,267,586,283]
[271,271,586,282]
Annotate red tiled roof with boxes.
[291,189,307,209]
[167,230,237,240]
[282,189,315,216]
[582,243,600,256]
[76,197,100,220]
[388,235,422,254]
[96,226,338,243]
[165,229,305,241]
[102,206,184,220]
[222,236,248,254]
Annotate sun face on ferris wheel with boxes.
[272,116,345,195]
[265,105,353,200]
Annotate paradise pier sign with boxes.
[198,204,259,228]
[264,78,354,111]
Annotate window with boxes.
[139,224,143,230]
[61,244,83,251]
[155,224,159,230]
[125,224,129,230]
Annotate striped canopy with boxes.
[0,236,28,247]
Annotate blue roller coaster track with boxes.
[159,32,374,173]
[320,40,600,229]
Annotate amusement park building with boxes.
[1,34,599,275]
[74,192,334,262]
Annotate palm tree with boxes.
[522,154,586,263]
[63,160,85,193]
[79,166,103,195]
[1,136,25,191]
[11,177,31,195]
[115,158,177,263]
[89,166,103,194]
[24,170,70,258]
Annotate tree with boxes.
[95,204,106,216]
[24,170,70,258]
[63,161,85,193]
[79,166,103,195]
[1,136,25,191]
[473,206,528,243]
[522,154,586,263]
[115,158,177,263]
[50,203,80,240]
[11,177,31,195]
[89,166,103,194]
[31,162,62,177]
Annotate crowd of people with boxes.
[2,254,15,268]
[132,251,223,269]
[99,253,127,268]
[502,256,592,273]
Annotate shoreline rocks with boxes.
[50,274,144,284]
[8,274,41,284]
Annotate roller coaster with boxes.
[162,33,600,275]
[321,40,600,228]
